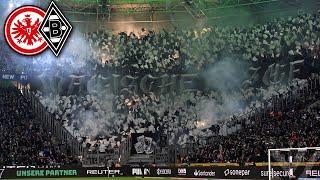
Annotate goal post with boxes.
[268,147,320,180]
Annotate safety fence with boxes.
[18,75,320,167]
[80,136,132,167]
[23,89,85,158]
[21,87,168,167]
[154,146,170,164]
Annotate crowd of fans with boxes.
[1,9,320,165]
[36,76,320,158]
[3,11,319,76]
[0,87,78,166]
[183,86,320,163]
[182,97,320,163]
[35,10,320,155]
[86,11,320,76]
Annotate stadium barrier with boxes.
[17,76,320,167]
[27,91,85,157]
[22,87,165,166]
[153,147,170,164]
[256,162,320,167]
[23,89,131,166]
[119,135,132,164]
[0,166,320,179]
[174,162,320,167]
[176,163,240,167]
[18,77,320,166]
[22,88,92,163]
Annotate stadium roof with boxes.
[52,0,283,13]
[31,0,318,32]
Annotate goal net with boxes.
[268,147,320,180]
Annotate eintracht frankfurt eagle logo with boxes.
[5,6,47,55]
[4,2,72,56]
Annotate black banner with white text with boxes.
[0,166,320,179]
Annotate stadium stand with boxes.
[0,86,79,166]
[1,5,320,169]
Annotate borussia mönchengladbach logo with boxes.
[40,1,72,57]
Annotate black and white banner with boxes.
[0,166,320,179]
[131,133,155,155]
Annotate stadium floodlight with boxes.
[268,147,320,180]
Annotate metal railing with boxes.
[22,89,85,159]
[22,87,136,167]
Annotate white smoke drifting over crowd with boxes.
[200,58,250,123]
[35,56,288,149]
[34,10,320,149]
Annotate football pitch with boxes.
[9,178,210,180]
[9,177,214,180]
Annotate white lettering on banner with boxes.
[224,169,250,176]
[306,170,320,177]
[261,169,292,177]
[132,168,150,176]
[86,168,121,177]
[156,168,171,175]
[36,58,309,96]
[178,168,186,175]
[0,74,28,81]
[20,75,28,80]
[262,63,286,86]
[2,75,15,80]
[0,169,4,179]
[289,59,304,82]
[193,169,215,177]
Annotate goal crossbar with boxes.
[268,147,320,180]
[268,147,320,151]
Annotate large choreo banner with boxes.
[0,166,319,179]
[4,58,318,96]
